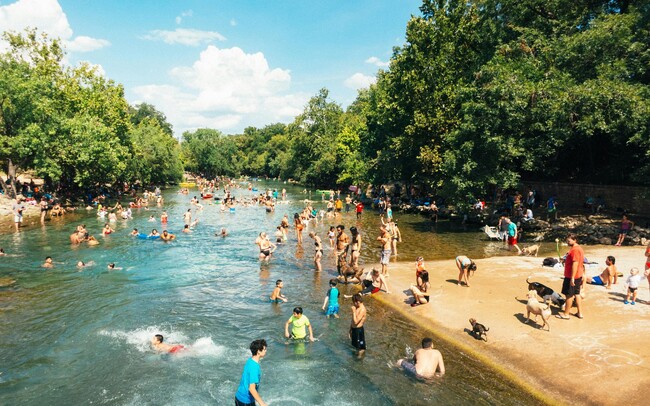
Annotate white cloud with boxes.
[133,46,308,134]
[344,72,376,90]
[365,56,389,67]
[141,28,226,47]
[0,0,109,53]
[230,19,237,27]
[175,9,193,25]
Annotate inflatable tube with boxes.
[202,194,213,199]
[252,188,258,192]
[137,233,160,240]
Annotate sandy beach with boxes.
[363,246,649,406]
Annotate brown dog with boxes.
[469,318,489,341]
[520,244,540,257]
[338,264,364,284]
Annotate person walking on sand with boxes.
[506,218,521,254]
[557,233,585,320]
[235,339,268,406]
[624,268,643,305]
[349,293,367,354]
[396,337,445,379]
[377,225,391,276]
[615,215,634,246]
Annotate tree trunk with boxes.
[7,159,18,199]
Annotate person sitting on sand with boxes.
[409,270,430,307]
[455,256,477,287]
[345,269,391,297]
[42,256,54,268]
[151,334,185,354]
[396,337,445,379]
[586,256,618,289]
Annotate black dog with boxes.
[526,277,566,308]
[469,318,489,341]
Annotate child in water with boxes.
[322,279,340,318]
[270,280,287,303]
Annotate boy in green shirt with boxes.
[284,307,314,341]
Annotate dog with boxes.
[525,290,551,331]
[520,244,540,257]
[469,318,489,341]
[338,264,364,284]
[526,277,566,309]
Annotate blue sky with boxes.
[0,0,422,135]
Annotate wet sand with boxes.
[363,246,649,406]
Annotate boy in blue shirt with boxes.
[322,279,340,318]
[235,339,268,406]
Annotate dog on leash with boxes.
[520,244,540,257]
[525,290,551,331]
[526,277,566,309]
[469,318,489,341]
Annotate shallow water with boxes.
[0,182,543,405]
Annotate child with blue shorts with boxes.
[322,279,340,318]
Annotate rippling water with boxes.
[0,182,542,405]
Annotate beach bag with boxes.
[542,257,559,267]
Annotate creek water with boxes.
[0,181,543,405]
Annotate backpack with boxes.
[542,257,559,267]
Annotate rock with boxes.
[599,237,613,245]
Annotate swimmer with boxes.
[161,211,168,224]
[148,215,156,222]
[151,334,185,354]
[148,229,160,237]
[270,280,288,303]
[107,263,123,270]
[102,223,115,235]
[218,228,228,237]
[160,230,176,241]
[77,261,95,269]
[396,337,445,379]
[130,228,139,236]
[0,248,6,256]
[42,256,54,268]
[182,224,192,233]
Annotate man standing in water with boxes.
[377,225,392,276]
[335,225,350,276]
[235,339,268,406]
[350,293,367,355]
[396,337,445,378]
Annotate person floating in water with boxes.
[235,339,268,406]
[151,334,185,354]
[396,337,445,379]
[270,279,287,303]
[285,307,314,341]
[42,256,54,268]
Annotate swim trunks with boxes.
[270,298,283,303]
[169,345,185,353]
[590,275,604,285]
[508,236,518,245]
[260,249,271,257]
[326,304,339,316]
[350,327,366,350]
[400,360,419,377]
[562,277,582,297]
[380,249,391,265]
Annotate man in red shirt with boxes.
[557,233,585,319]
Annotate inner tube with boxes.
[137,233,160,240]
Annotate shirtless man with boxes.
[151,334,185,354]
[397,337,445,379]
[349,293,367,354]
[183,209,192,225]
[586,256,617,289]
[160,230,176,241]
[336,225,350,276]
[377,225,392,276]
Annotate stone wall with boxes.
[523,181,650,216]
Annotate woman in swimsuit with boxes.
[39,197,49,223]
[328,226,336,248]
[410,270,430,306]
[615,215,634,246]
[308,232,323,272]
[415,256,426,284]
[455,256,477,287]
[294,213,304,244]
[102,223,115,236]
[391,221,402,256]
[256,232,276,260]
[349,227,361,268]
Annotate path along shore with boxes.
[365,246,648,406]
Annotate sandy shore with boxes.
[362,246,649,406]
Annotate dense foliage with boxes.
[0,30,183,195]
[224,0,650,199]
